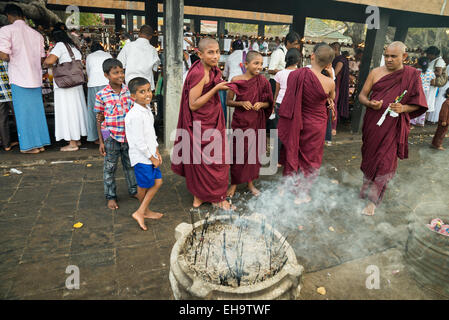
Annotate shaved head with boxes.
[387,41,407,54]
[198,37,219,52]
[245,50,262,63]
[313,43,335,68]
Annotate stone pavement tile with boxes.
[9,187,49,204]
[75,209,113,229]
[116,243,170,275]
[6,255,69,299]
[0,218,34,254]
[70,225,114,255]
[114,222,156,248]
[63,249,118,299]
[295,244,341,273]
[0,201,41,221]
[116,269,173,299]
[20,288,64,300]
[151,220,178,243]
[78,196,109,211]
[41,202,78,213]
[47,182,83,199]
[0,187,16,202]
[18,175,52,188]
[20,223,73,264]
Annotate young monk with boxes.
[171,38,234,210]
[431,87,449,150]
[226,51,274,197]
[277,43,336,204]
[358,42,428,216]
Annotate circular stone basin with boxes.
[405,203,449,298]
[169,213,304,300]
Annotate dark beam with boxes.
[115,13,122,32]
[394,26,409,42]
[258,23,264,36]
[145,0,158,32]
[126,11,134,33]
[351,9,390,133]
[193,17,201,33]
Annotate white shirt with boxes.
[50,42,82,89]
[183,32,193,51]
[86,50,112,87]
[117,38,161,90]
[223,50,244,81]
[125,102,159,167]
[268,44,287,80]
[251,42,259,52]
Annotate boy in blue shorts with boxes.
[125,77,164,230]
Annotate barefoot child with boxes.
[171,38,234,210]
[431,88,449,150]
[95,58,137,210]
[226,50,274,197]
[125,77,163,230]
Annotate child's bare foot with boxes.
[213,200,236,211]
[294,195,311,205]
[437,146,445,150]
[107,199,119,210]
[193,196,203,208]
[144,209,164,219]
[332,129,337,136]
[4,142,18,151]
[248,182,260,197]
[361,202,376,216]
[226,185,237,198]
[21,148,40,154]
[132,211,147,230]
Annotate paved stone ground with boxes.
[0,124,448,299]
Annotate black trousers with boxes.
[0,101,13,148]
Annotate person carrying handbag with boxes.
[44,30,88,151]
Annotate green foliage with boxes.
[79,13,104,27]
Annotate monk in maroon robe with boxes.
[358,42,427,216]
[278,43,336,204]
[226,51,274,197]
[331,42,350,135]
[431,88,449,150]
[171,38,233,210]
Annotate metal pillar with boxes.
[351,10,390,133]
[163,0,184,149]
[114,13,122,32]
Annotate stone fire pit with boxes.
[405,202,449,298]
[169,213,304,300]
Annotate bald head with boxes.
[198,37,219,52]
[387,41,407,54]
[313,43,335,68]
[246,50,262,63]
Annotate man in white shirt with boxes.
[125,77,163,230]
[267,32,301,96]
[118,25,161,90]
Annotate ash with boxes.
[180,217,290,288]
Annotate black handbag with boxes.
[53,43,85,88]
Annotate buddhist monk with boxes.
[226,51,274,197]
[277,43,336,204]
[171,38,234,210]
[358,41,428,216]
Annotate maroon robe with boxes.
[171,60,229,203]
[360,66,427,204]
[332,55,350,120]
[431,100,449,148]
[227,75,274,185]
[277,67,329,186]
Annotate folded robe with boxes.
[277,67,329,178]
[360,65,427,204]
[227,74,274,185]
[171,60,229,203]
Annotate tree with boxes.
[0,0,61,27]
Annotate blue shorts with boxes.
[133,163,162,188]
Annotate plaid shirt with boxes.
[0,61,12,102]
[94,84,133,143]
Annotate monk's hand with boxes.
[442,122,447,127]
[253,102,263,111]
[240,101,253,110]
[389,103,405,114]
[215,81,229,92]
[369,100,383,110]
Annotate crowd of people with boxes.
[1,4,448,229]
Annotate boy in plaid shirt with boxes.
[95,58,137,209]
[0,60,18,151]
